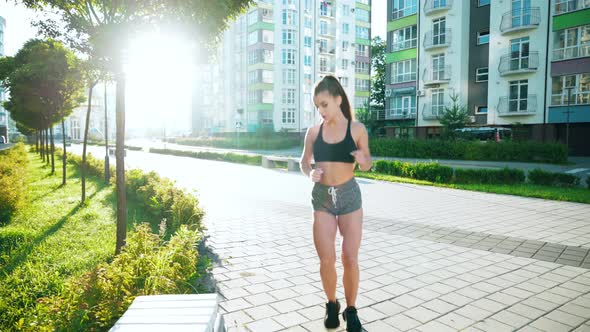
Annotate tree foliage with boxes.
[370,36,386,108]
[440,93,470,139]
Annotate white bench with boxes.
[109,294,223,332]
[261,156,303,172]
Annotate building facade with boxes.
[0,16,8,142]
[385,0,590,155]
[195,0,372,134]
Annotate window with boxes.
[248,31,258,46]
[262,30,273,44]
[552,74,590,105]
[342,41,349,52]
[432,18,447,46]
[355,96,369,109]
[262,70,273,83]
[282,108,295,124]
[355,61,370,74]
[304,55,312,66]
[356,44,369,57]
[320,57,328,72]
[555,0,590,14]
[261,8,273,22]
[282,88,296,104]
[320,21,328,35]
[304,17,312,29]
[304,36,312,48]
[432,54,446,80]
[282,29,295,45]
[355,8,370,22]
[356,26,369,39]
[339,77,349,87]
[392,0,417,19]
[478,0,490,6]
[342,59,348,70]
[391,59,417,83]
[388,95,416,118]
[475,106,488,114]
[476,67,488,82]
[283,69,296,84]
[508,79,529,112]
[553,25,590,60]
[247,49,273,65]
[510,37,530,70]
[355,79,370,91]
[391,25,417,52]
[282,10,296,25]
[342,23,349,34]
[319,39,328,52]
[262,90,274,104]
[282,49,296,65]
[342,4,350,16]
[431,88,445,116]
[477,30,490,45]
[247,10,259,25]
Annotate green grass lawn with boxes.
[356,171,590,204]
[0,152,149,330]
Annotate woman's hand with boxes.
[350,150,370,169]
[310,168,323,182]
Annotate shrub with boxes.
[126,170,204,236]
[369,139,568,164]
[0,143,28,224]
[149,148,262,166]
[454,168,525,185]
[528,169,581,187]
[372,160,453,183]
[33,223,202,331]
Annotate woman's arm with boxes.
[351,122,372,172]
[300,126,315,177]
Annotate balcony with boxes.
[422,104,447,120]
[498,51,539,76]
[423,66,451,86]
[500,7,541,34]
[555,0,590,15]
[423,29,451,50]
[386,108,417,120]
[424,0,453,16]
[497,95,538,116]
[553,45,590,61]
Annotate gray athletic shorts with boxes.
[312,178,362,216]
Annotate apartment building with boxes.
[385,0,590,155]
[195,0,372,134]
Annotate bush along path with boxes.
[0,148,210,331]
[147,148,590,204]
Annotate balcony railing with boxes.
[423,29,452,50]
[498,51,539,76]
[423,66,451,86]
[386,108,417,120]
[500,7,541,34]
[555,0,590,15]
[424,0,453,15]
[553,45,590,61]
[497,95,537,116]
[422,104,447,120]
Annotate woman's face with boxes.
[313,91,342,122]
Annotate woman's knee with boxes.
[341,251,358,267]
[319,255,336,267]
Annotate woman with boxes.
[299,75,372,332]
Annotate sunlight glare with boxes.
[125,32,195,136]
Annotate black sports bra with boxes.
[313,120,357,163]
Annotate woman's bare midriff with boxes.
[316,161,356,186]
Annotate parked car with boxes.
[0,136,6,144]
[455,127,512,141]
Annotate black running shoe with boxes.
[324,300,341,328]
[343,306,362,332]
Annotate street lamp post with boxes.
[564,86,574,153]
[236,108,243,150]
[104,82,110,183]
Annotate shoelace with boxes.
[328,186,337,207]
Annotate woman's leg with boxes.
[337,208,363,307]
[313,210,339,301]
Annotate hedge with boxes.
[528,169,581,187]
[369,139,568,164]
[0,143,28,224]
[373,160,453,183]
[150,148,262,166]
[453,168,526,185]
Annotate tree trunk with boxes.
[115,71,127,255]
[45,129,49,164]
[50,126,55,173]
[35,130,39,153]
[40,129,44,160]
[61,119,67,186]
[82,82,96,203]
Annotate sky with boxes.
[0,1,387,132]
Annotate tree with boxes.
[370,36,386,109]
[440,93,470,140]
[21,0,253,254]
[356,101,379,136]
